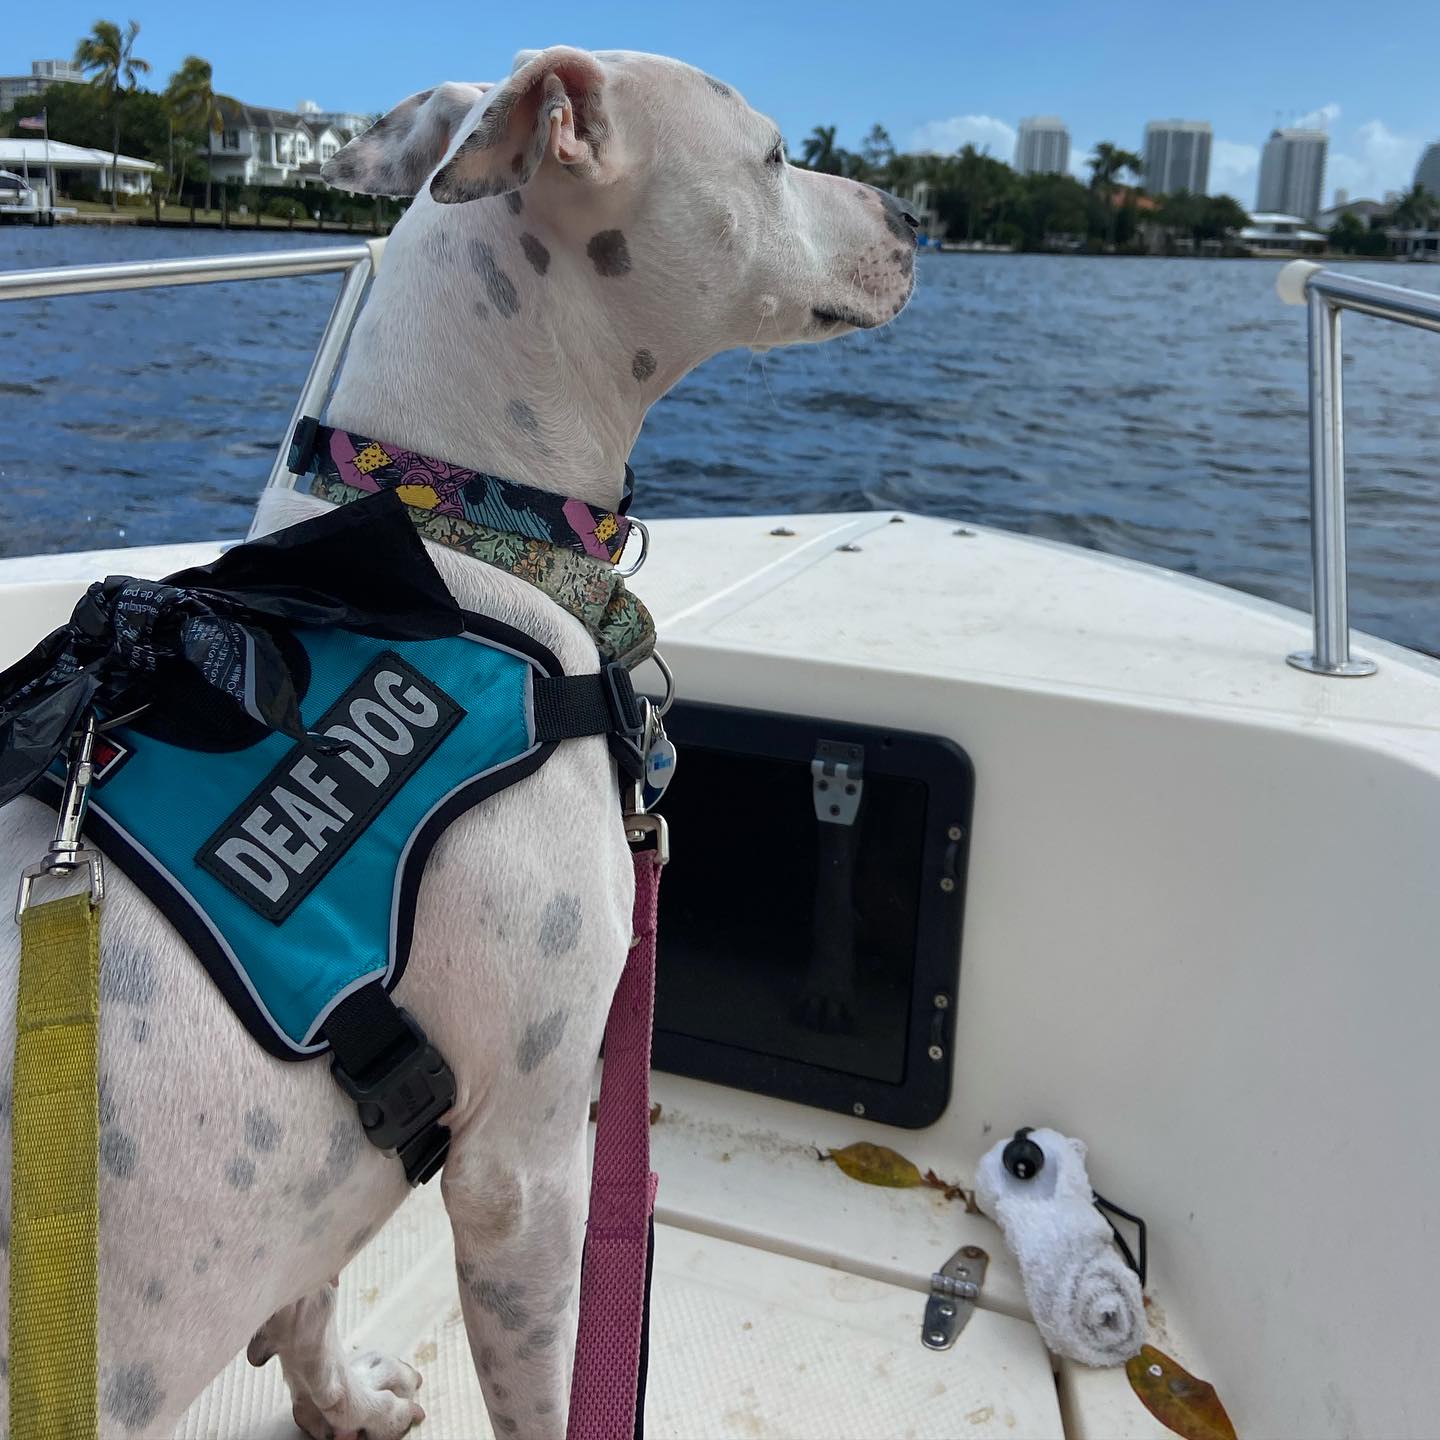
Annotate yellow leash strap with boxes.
[9,890,101,1440]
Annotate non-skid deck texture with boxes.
[177,1184,1062,1440]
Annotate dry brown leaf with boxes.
[921,1167,971,1203]
[823,1141,924,1189]
[1126,1344,1238,1440]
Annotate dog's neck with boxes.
[325,200,683,514]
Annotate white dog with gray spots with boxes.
[0,45,915,1440]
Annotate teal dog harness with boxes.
[3,491,649,1183]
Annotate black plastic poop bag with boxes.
[0,490,463,809]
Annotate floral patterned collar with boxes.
[288,417,634,564]
[288,417,655,669]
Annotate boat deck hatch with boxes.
[651,701,973,1128]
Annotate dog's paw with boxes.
[291,1350,425,1440]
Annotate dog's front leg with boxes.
[247,1282,425,1439]
[443,1109,589,1439]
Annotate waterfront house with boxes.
[0,137,158,199]
[207,99,361,188]
[1236,212,1327,255]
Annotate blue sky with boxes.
[8,1,1439,204]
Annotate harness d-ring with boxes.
[616,518,650,578]
[649,650,675,718]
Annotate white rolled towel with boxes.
[974,1127,1145,1367]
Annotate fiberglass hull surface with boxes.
[1,513,1437,1438]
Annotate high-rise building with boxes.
[0,59,85,112]
[1256,129,1328,220]
[1415,143,1440,198]
[1014,118,1070,176]
[1143,120,1212,194]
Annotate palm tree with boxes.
[860,123,895,173]
[1087,141,1143,192]
[75,19,150,212]
[167,57,222,213]
[1087,141,1143,248]
[1392,183,1438,231]
[802,125,840,174]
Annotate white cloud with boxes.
[1294,102,1342,131]
[1210,139,1260,202]
[1327,119,1424,201]
[907,114,1016,161]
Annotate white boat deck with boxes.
[3,509,1429,1436]
[176,1169,1062,1439]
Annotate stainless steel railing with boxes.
[1277,261,1440,677]
[2,242,1433,675]
[0,240,385,494]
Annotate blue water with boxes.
[3,225,1438,652]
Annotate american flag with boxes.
[17,113,46,131]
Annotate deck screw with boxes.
[889,515,905,524]
[837,542,862,553]
[928,1330,947,1345]
[928,1044,944,1061]
[962,1246,984,1259]
[940,877,956,893]
[937,1302,955,1318]
[953,527,975,538]
[934,993,949,1009]
[1149,1364,1164,1378]
[852,1101,866,1117]
[770,526,796,537]
[947,825,963,842]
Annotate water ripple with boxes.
[2,232,1438,651]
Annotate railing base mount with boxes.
[1286,651,1378,677]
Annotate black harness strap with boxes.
[324,987,456,1185]
[319,664,646,1187]
[533,665,647,782]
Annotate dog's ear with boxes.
[429,46,609,204]
[320,82,493,197]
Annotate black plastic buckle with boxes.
[330,1008,456,1186]
[602,662,647,782]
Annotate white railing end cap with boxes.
[1277,259,1322,306]
[366,236,388,275]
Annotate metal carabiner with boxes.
[15,712,106,920]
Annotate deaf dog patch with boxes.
[199,653,463,922]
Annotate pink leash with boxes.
[567,846,664,1439]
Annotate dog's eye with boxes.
[766,139,785,167]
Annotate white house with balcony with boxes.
[0,137,158,197]
[207,99,361,188]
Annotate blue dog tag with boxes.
[642,733,677,810]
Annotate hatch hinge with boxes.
[811,740,864,826]
[921,1244,987,1350]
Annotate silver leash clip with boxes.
[622,695,670,865]
[15,711,106,921]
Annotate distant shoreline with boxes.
[10,212,1418,263]
[36,213,386,236]
[918,247,1410,263]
